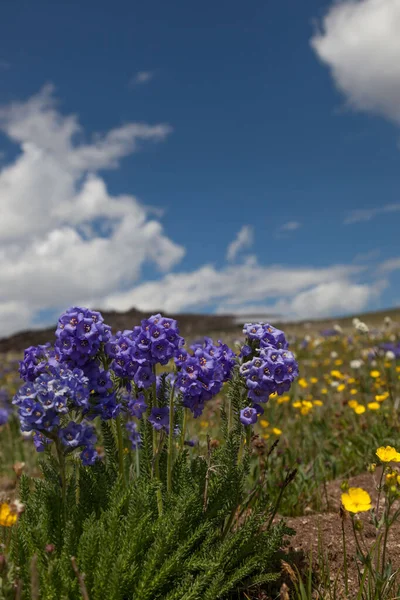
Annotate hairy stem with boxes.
[116,415,126,487]
[167,383,176,494]
[55,439,67,523]
[180,408,188,450]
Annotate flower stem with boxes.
[227,396,232,431]
[116,415,126,487]
[55,439,67,523]
[167,384,175,494]
[180,408,188,450]
[135,447,140,479]
[152,372,158,455]
[341,512,349,597]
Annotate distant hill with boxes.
[0,305,399,354]
[0,308,240,353]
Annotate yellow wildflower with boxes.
[376,446,400,463]
[348,400,358,409]
[321,388,328,395]
[269,392,277,399]
[292,401,302,408]
[368,402,380,411]
[337,384,346,392]
[310,377,318,384]
[348,378,356,384]
[0,503,17,527]
[277,395,290,404]
[272,427,282,435]
[262,433,270,440]
[334,359,343,366]
[331,370,343,379]
[300,407,312,415]
[350,389,358,396]
[341,488,372,513]
[386,472,397,485]
[396,366,400,373]
[375,392,389,402]
[298,378,308,389]
[260,419,269,428]
[354,405,366,415]
[370,370,381,379]
[200,420,208,428]
[313,400,323,406]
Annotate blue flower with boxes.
[240,407,258,426]
[127,393,147,419]
[148,406,170,431]
[0,408,9,426]
[33,432,51,452]
[59,421,96,449]
[80,446,98,466]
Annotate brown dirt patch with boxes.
[281,467,400,597]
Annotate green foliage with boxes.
[5,371,291,599]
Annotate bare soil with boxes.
[280,467,400,598]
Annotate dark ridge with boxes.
[0,308,240,353]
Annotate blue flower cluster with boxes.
[19,343,56,382]
[106,314,185,388]
[83,361,121,420]
[239,322,298,426]
[55,307,111,367]
[13,366,97,463]
[14,306,244,461]
[59,421,98,465]
[174,337,236,417]
[243,322,289,350]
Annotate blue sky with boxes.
[0,0,400,334]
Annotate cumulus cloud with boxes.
[226,225,254,262]
[311,0,400,124]
[104,260,376,320]
[0,86,184,335]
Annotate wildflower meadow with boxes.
[1,309,400,598]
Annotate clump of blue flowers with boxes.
[13,308,298,473]
[239,322,298,426]
[13,365,98,464]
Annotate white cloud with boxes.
[344,202,400,224]
[0,86,184,336]
[289,280,376,319]
[130,71,154,86]
[379,257,400,273]
[279,221,301,232]
[226,225,254,262]
[0,86,391,336]
[104,260,375,320]
[311,0,400,124]
[353,248,381,263]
